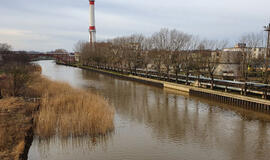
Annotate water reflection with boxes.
[31,134,112,160]
[29,61,270,160]
[81,67,270,160]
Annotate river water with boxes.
[29,60,270,160]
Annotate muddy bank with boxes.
[0,98,38,160]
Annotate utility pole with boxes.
[264,23,270,84]
[241,44,248,95]
[263,23,270,99]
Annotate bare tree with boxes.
[199,39,227,89]
[2,62,32,96]
[141,51,151,77]
[73,40,87,53]
[238,33,263,94]
[203,51,219,89]
[54,49,68,54]
[240,32,263,48]
[0,43,12,52]
[80,43,93,65]
[151,28,170,50]
[127,34,145,74]
[177,50,195,85]
[150,29,193,80]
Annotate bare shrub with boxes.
[0,43,12,52]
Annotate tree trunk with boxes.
[175,69,178,83]
[264,88,268,99]
[129,64,132,74]
[0,89,2,99]
[146,66,148,78]
[243,82,247,96]
[167,67,170,81]
[158,65,161,80]
[185,71,189,85]
[211,74,214,90]
[197,74,200,87]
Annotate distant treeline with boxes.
[74,28,269,86]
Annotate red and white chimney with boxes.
[89,0,96,45]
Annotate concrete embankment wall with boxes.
[190,88,270,113]
[58,63,270,113]
[79,65,190,92]
[78,65,164,88]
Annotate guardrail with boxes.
[86,65,270,100]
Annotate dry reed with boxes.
[29,76,114,138]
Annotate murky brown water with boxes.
[29,60,270,160]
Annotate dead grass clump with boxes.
[0,98,35,160]
[14,141,25,160]
[0,97,37,116]
[0,97,25,110]
[0,128,6,149]
[32,76,114,138]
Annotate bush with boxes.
[0,61,41,97]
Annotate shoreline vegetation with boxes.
[0,54,114,160]
[32,76,114,138]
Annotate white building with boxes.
[74,52,80,62]
[223,43,266,58]
[215,51,242,78]
[215,43,266,78]
[250,47,266,58]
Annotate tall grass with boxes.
[29,76,114,138]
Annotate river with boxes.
[28,60,270,160]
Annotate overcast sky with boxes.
[0,0,269,51]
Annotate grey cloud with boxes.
[0,0,269,51]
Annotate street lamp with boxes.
[264,23,270,31]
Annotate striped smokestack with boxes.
[89,0,96,45]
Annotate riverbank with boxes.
[58,62,270,113]
[0,61,114,159]
[0,98,38,160]
[0,61,40,160]
[0,75,115,159]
